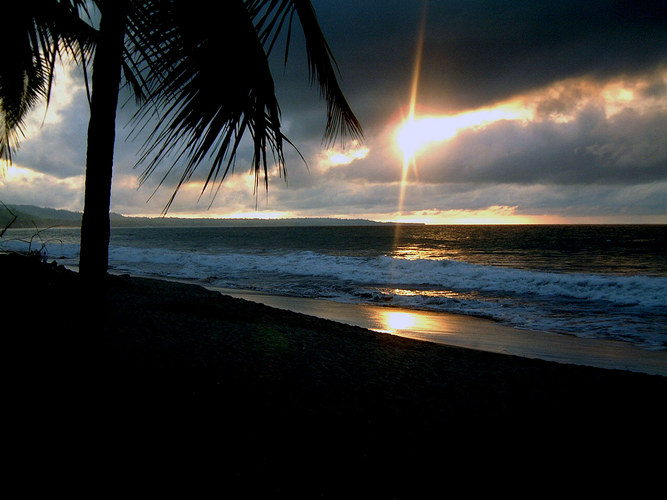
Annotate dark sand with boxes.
[4,253,665,495]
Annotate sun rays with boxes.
[395,3,428,218]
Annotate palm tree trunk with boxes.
[79,3,127,281]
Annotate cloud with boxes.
[422,105,666,186]
[12,63,89,179]
[0,164,84,210]
[327,70,667,189]
[386,1,665,112]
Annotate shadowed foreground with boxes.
[4,253,665,495]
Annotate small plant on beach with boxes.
[0,201,17,238]
[8,226,63,262]
[0,201,61,261]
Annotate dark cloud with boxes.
[419,1,665,106]
[424,106,666,185]
[300,0,667,123]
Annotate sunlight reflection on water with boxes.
[375,309,450,336]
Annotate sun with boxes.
[393,101,529,219]
[395,105,528,163]
[396,115,457,161]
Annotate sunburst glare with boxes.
[382,311,417,331]
[396,4,428,217]
[396,105,527,162]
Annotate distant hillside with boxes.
[1,204,83,229]
[0,204,385,229]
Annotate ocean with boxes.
[3,224,666,351]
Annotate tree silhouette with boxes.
[1,0,362,281]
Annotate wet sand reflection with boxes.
[375,310,444,336]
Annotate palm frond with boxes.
[291,0,363,146]
[1,7,50,162]
[0,0,95,163]
[129,0,283,213]
[129,0,362,213]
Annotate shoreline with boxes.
[211,286,667,376]
[57,264,667,376]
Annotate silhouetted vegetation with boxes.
[2,1,362,282]
[0,201,17,237]
[0,201,64,260]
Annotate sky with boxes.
[2,0,666,224]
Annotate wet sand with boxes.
[218,288,667,376]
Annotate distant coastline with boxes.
[0,204,394,229]
[2,204,664,230]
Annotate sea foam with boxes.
[3,235,664,350]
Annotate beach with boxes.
[4,252,665,495]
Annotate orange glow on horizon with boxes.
[145,210,296,220]
[380,206,563,225]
